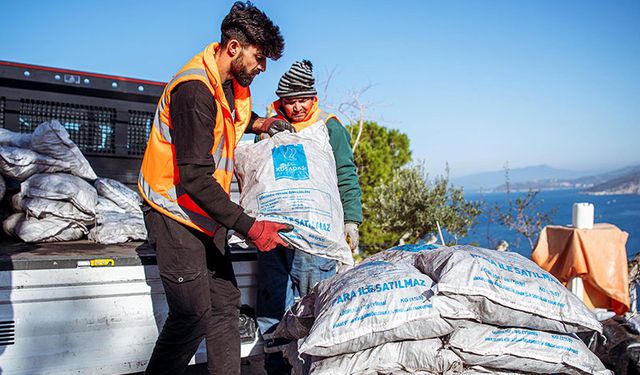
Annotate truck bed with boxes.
[0,239,260,374]
[0,239,153,270]
[0,238,256,269]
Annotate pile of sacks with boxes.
[277,244,612,375]
[0,120,146,244]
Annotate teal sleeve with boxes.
[326,118,363,224]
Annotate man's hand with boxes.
[247,220,293,252]
[344,222,359,254]
[253,117,295,136]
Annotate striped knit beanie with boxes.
[275,60,317,98]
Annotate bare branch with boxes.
[317,68,380,153]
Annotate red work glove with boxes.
[247,220,293,252]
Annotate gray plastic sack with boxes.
[275,289,317,340]
[94,178,141,213]
[282,341,311,375]
[0,146,72,181]
[0,174,5,201]
[88,211,146,244]
[298,260,475,356]
[362,243,440,265]
[13,214,87,242]
[460,366,531,374]
[22,197,94,224]
[0,128,32,148]
[309,339,462,375]
[11,193,23,212]
[3,212,24,237]
[95,196,126,214]
[415,245,601,334]
[449,322,611,375]
[21,173,97,217]
[235,121,351,265]
[30,120,97,180]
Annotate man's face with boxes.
[231,45,266,87]
[282,97,314,122]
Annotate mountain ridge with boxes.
[452,164,640,195]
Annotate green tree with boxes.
[346,121,480,254]
[346,121,411,250]
[367,164,481,253]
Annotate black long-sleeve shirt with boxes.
[169,80,256,245]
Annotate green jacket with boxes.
[325,117,363,224]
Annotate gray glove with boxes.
[344,222,359,254]
[263,118,296,136]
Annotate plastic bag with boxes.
[309,339,462,375]
[13,214,87,242]
[22,197,94,224]
[21,173,97,217]
[415,245,602,334]
[577,317,640,375]
[298,260,475,357]
[0,146,72,181]
[30,120,97,181]
[88,211,146,244]
[0,174,5,201]
[10,193,22,213]
[362,243,440,265]
[0,128,31,148]
[94,178,141,213]
[449,322,611,375]
[3,212,24,237]
[95,196,126,214]
[235,121,351,265]
[275,289,317,340]
[460,366,531,374]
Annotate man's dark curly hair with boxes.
[221,1,284,60]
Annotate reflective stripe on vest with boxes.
[139,174,218,234]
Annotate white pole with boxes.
[436,221,445,246]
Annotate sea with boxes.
[457,189,640,259]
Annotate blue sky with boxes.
[1,0,638,177]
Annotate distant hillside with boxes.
[493,178,592,192]
[490,165,640,193]
[573,165,640,186]
[585,168,640,195]
[451,165,590,191]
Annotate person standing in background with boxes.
[257,60,363,375]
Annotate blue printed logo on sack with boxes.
[272,144,310,181]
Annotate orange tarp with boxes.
[532,223,630,315]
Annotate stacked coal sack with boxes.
[0,120,145,244]
[277,244,612,375]
[415,245,611,375]
[276,244,470,375]
[5,173,96,242]
[89,178,145,244]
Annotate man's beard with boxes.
[231,55,259,87]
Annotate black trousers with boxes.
[144,208,241,375]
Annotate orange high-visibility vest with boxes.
[138,42,252,235]
[272,97,338,132]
